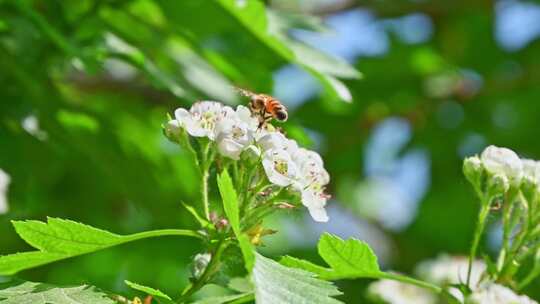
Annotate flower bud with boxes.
[240,145,261,164]
[522,159,540,202]
[481,145,523,188]
[486,174,510,198]
[463,156,483,188]
[163,119,182,143]
[191,253,211,280]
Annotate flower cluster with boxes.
[463,145,540,197]
[369,255,537,304]
[165,101,330,222]
[416,255,486,288]
[467,283,537,304]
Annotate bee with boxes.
[235,87,288,128]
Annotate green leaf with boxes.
[215,0,360,102]
[318,233,381,278]
[0,280,114,304]
[227,277,253,293]
[0,218,202,275]
[0,252,69,276]
[215,0,293,60]
[252,253,343,304]
[281,233,382,280]
[217,170,255,271]
[12,218,124,254]
[190,293,252,304]
[181,201,212,228]
[217,170,240,233]
[280,256,335,279]
[124,280,172,302]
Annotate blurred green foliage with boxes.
[1,0,540,302]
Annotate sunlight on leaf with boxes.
[0,218,201,275]
[281,233,382,280]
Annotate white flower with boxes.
[368,278,437,304]
[463,155,483,185]
[522,159,540,185]
[481,146,523,187]
[235,105,259,131]
[256,131,298,155]
[293,148,331,222]
[0,169,11,214]
[191,253,212,280]
[215,106,256,160]
[262,149,299,187]
[174,101,233,140]
[416,255,486,288]
[467,283,537,304]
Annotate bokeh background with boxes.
[1,0,540,302]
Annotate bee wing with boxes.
[233,86,257,98]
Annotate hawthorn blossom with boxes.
[481,145,523,187]
[174,101,233,140]
[522,159,540,185]
[261,149,299,187]
[215,106,258,160]
[168,101,332,222]
[0,169,10,214]
[257,131,297,153]
[368,278,436,304]
[293,148,331,222]
[467,283,537,304]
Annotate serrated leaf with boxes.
[0,252,68,276]
[217,170,254,271]
[281,233,382,280]
[318,233,381,278]
[12,218,123,254]
[0,280,114,304]
[0,218,201,275]
[125,280,172,302]
[280,256,335,279]
[252,253,343,304]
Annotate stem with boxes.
[518,267,540,290]
[500,193,513,264]
[177,240,229,303]
[200,140,213,220]
[125,229,205,241]
[497,193,531,282]
[497,227,530,282]
[379,272,442,293]
[241,163,261,206]
[201,168,210,220]
[467,197,491,286]
[245,182,272,208]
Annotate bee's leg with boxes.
[263,112,273,122]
